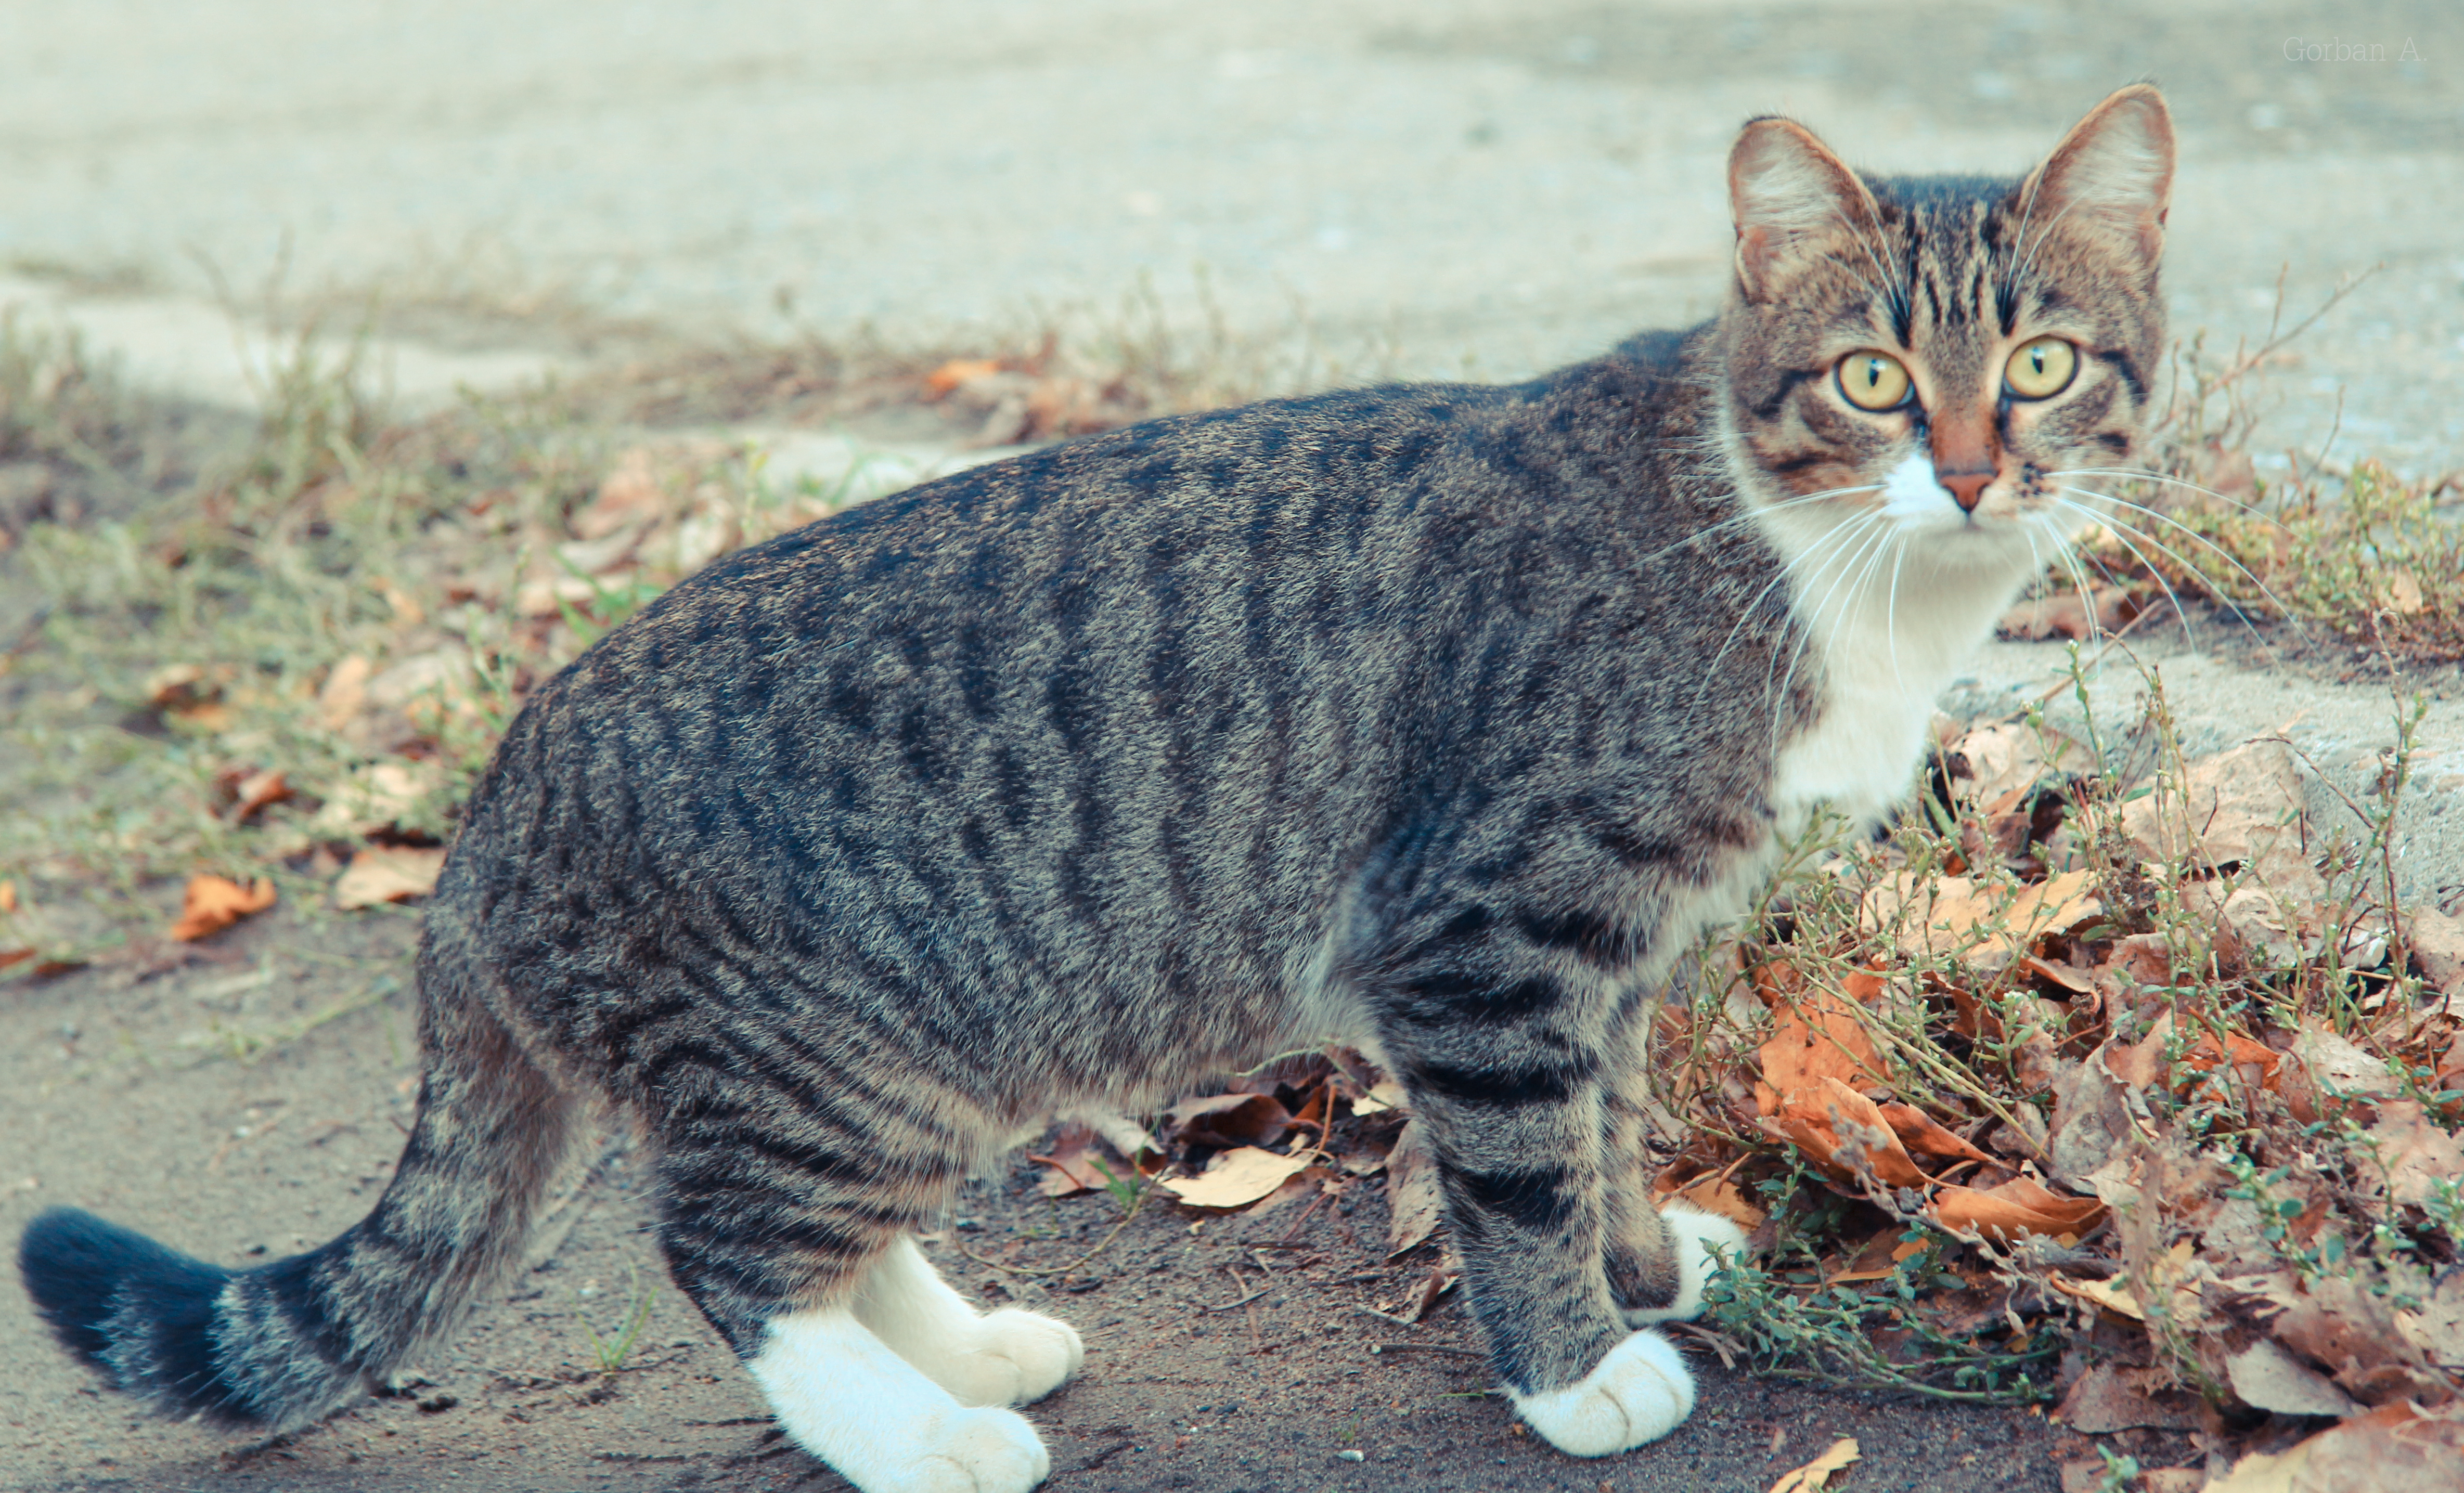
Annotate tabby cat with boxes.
[22,86,2172,1491]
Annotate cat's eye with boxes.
[2004,336,2078,399]
[1836,351,1911,411]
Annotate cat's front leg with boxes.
[1378,1000,1735,1457]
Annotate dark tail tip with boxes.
[19,1206,258,1423]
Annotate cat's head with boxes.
[1717,85,2173,576]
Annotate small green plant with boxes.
[1697,1231,2058,1403]
[1087,1155,1144,1214]
[580,1262,656,1375]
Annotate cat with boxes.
[21,85,2171,1492]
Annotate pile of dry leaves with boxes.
[1646,698,2464,1489]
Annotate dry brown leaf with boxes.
[1239,1164,1335,1227]
[1877,1100,1997,1166]
[317,655,373,730]
[2054,1363,2203,1432]
[1753,973,1887,1114]
[1766,1435,1859,1493]
[1163,1092,1292,1152]
[2122,738,2319,895]
[230,769,292,823]
[1927,1175,2105,1242]
[2203,1401,2464,1493]
[1027,1122,1112,1198]
[2021,954,2096,994]
[1351,1079,1405,1116]
[2049,1037,2142,1187]
[1663,1172,1767,1232]
[1384,1118,1444,1257]
[2356,1099,2464,1208]
[2409,904,2464,996]
[170,875,277,941]
[2050,1274,2144,1320]
[333,847,447,910]
[1944,721,2084,804]
[2396,1268,2464,1365]
[0,947,33,970]
[1822,1232,1912,1286]
[1759,1076,1933,1188]
[1403,1259,1460,1323]
[923,357,1004,397]
[2176,1029,2285,1092]
[2257,1272,2429,1395]
[1863,869,2101,973]
[1067,1108,1159,1166]
[1159,1146,1312,1210]
[2225,1336,2362,1418]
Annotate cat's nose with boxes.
[1936,466,1995,512]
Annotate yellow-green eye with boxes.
[1837,351,1912,411]
[2004,336,2078,399]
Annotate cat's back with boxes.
[436,329,1763,1037]
[478,324,1727,803]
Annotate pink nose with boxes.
[1937,468,1994,512]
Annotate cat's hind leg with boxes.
[854,1235,1083,1407]
[647,1097,1051,1490]
[746,1304,1050,1493]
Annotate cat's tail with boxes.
[16,954,582,1431]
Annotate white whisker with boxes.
[1884,538,1908,688]
[2045,467,2286,524]
[1696,508,1884,711]
[2045,494,2221,650]
[1630,484,1884,572]
[2050,485,2305,641]
[1764,512,1897,747]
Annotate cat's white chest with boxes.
[1768,539,2029,829]
[1771,631,1950,829]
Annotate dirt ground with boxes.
[1,904,2091,1493]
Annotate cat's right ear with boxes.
[1727,117,1878,303]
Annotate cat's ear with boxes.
[1726,116,1879,302]
[2019,84,2174,265]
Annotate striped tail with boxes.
[16,968,579,1430]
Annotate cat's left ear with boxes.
[2020,84,2175,266]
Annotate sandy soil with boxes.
[2,905,2089,1493]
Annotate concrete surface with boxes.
[5,1,2461,467]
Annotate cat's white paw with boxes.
[1623,1200,1749,1326]
[879,1404,1051,1493]
[747,1305,1053,1493]
[1511,1329,1696,1457]
[936,1308,1085,1407]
